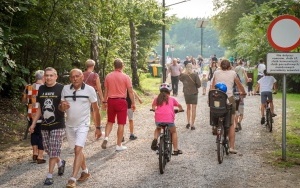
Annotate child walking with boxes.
[247,78,253,96]
[150,83,184,155]
[201,73,208,95]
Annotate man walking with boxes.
[101,58,135,151]
[61,68,102,188]
[168,58,182,97]
[29,67,66,186]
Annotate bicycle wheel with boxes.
[266,109,273,132]
[159,136,166,174]
[216,127,224,164]
[166,130,172,162]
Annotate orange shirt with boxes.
[104,70,132,98]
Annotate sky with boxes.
[163,0,214,18]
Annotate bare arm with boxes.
[128,87,136,111]
[234,76,246,94]
[133,90,142,104]
[95,77,104,102]
[29,105,41,133]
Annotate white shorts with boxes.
[65,126,89,149]
[127,109,133,120]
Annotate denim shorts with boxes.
[155,122,175,127]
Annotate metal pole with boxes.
[201,27,203,56]
[282,74,287,161]
[162,0,166,83]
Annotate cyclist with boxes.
[210,59,246,154]
[255,70,277,124]
[150,83,184,155]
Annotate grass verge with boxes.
[272,93,300,167]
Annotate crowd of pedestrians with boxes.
[22,54,273,187]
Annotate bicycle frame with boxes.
[264,100,273,132]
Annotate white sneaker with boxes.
[116,145,127,151]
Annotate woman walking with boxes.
[179,63,201,130]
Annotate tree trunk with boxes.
[129,21,139,88]
[90,32,99,73]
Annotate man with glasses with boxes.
[29,67,66,186]
[60,68,101,188]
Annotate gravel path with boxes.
[1,80,300,188]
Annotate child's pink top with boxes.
[152,96,179,123]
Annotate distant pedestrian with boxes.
[201,73,208,95]
[29,67,66,186]
[61,68,101,188]
[125,89,142,141]
[247,78,253,96]
[101,58,136,151]
[22,70,46,164]
[179,63,201,130]
[168,58,182,97]
[83,59,104,124]
[256,59,266,81]
[234,59,249,86]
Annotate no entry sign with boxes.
[267,15,300,52]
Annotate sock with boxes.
[46,173,53,178]
[104,137,108,141]
[70,177,76,182]
[83,168,88,173]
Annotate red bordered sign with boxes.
[267,15,300,52]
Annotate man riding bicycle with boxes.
[255,70,277,124]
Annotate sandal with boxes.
[186,124,190,129]
[191,126,195,130]
[172,150,183,155]
[37,159,46,164]
[32,155,38,161]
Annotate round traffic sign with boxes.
[267,15,300,52]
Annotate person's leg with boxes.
[186,104,191,126]
[191,104,197,127]
[174,76,179,95]
[171,76,175,95]
[229,114,236,149]
[129,120,134,134]
[71,146,84,179]
[169,127,178,151]
[116,124,125,146]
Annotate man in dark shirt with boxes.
[183,56,191,67]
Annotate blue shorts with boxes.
[261,91,273,104]
[155,122,175,127]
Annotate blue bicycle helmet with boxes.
[215,82,227,93]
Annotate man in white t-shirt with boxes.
[257,59,266,81]
[256,70,277,125]
[60,68,101,188]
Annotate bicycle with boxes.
[208,89,232,164]
[150,109,184,174]
[255,92,276,132]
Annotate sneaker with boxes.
[116,145,127,151]
[44,178,54,186]
[101,140,108,149]
[191,126,196,130]
[229,148,237,154]
[186,124,190,129]
[129,134,137,140]
[66,179,76,188]
[261,117,265,125]
[77,172,91,182]
[272,113,277,117]
[151,139,158,151]
[58,160,66,176]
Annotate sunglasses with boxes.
[72,91,76,101]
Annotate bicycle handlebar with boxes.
[150,109,184,113]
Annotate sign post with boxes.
[267,15,300,161]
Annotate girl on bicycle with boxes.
[150,83,183,155]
